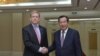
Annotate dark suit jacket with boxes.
[49,28,82,56]
[22,24,49,56]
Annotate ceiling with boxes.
[0,0,99,12]
[0,0,100,19]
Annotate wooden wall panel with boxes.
[89,32,97,50]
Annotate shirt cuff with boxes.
[38,47,42,53]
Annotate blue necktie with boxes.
[61,30,65,47]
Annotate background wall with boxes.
[0,13,12,56]
[0,13,23,56]
[0,11,100,56]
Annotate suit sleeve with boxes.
[74,31,82,56]
[43,29,48,47]
[22,28,40,53]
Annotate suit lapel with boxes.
[62,28,71,47]
[39,26,43,44]
[56,30,62,48]
[29,24,39,44]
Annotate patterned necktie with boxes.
[34,25,41,44]
[61,30,65,47]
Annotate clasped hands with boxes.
[39,47,48,54]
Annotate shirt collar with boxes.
[61,28,68,33]
[32,23,39,28]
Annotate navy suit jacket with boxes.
[49,28,82,56]
[22,24,49,56]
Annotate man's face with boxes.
[59,17,68,30]
[30,12,40,24]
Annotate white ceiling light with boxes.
[48,18,100,22]
[0,0,71,7]
[0,10,3,12]
[26,9,30,12]
[54,8,57,10]
[56,0,71,4]
[0,4,16,7]
[84,7,88,9]
[17,3,36,6]
[87,0,91,2]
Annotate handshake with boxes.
[39,47,48,54]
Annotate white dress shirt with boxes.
[60,28,68,39]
